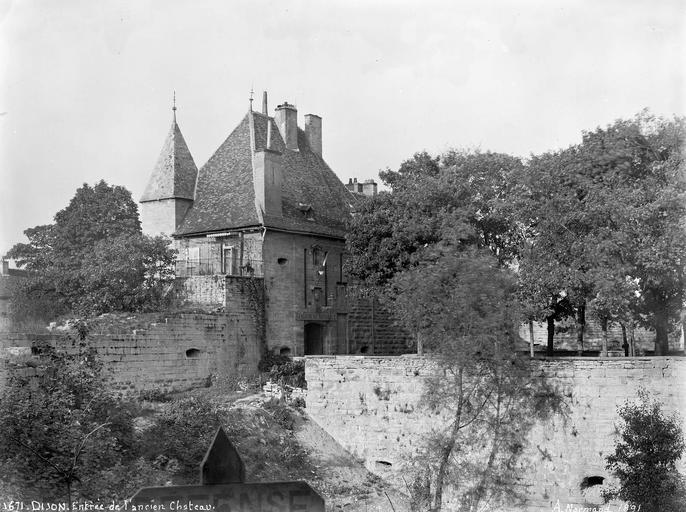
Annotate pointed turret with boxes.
[140,96,198,236]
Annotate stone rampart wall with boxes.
[179,275,228,306]
[347,297,414,355]
[305,355,686,510]
[1,312,260,395]
[519,320,683,354]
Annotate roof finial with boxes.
[172,90,177,122]
[249,86,254,111]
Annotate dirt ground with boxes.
[165,388,414,511]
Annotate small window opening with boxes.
[279,346,292,356]
[359,345,370,354]
[277,257,288,265]
[580,476,604,490]
[185,348,202,358]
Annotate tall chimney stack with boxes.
[304,114,322,156]
[274,102,298,150]
[262,91,268,115]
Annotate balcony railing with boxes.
[175,258,264,278]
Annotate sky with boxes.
[1,0,684,255]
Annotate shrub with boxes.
[0,348,138,502]
[139,388,173,402]
[603,390,686,511]
[262,398,296,430]
[291,396,306,409]
[269,360,306,389]
[140,396,221,482]
[257,352,291,373]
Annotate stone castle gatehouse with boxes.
[140,92,412,358]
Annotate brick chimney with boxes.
[304,114,322,156]
[274,102,298,151]
[362,179,378,196]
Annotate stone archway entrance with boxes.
[304,322,324,355]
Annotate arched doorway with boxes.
[304,323,324,355]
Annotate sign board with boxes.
[130,481,325,512]
[200,428,245,484]
[295,311,332,322]
[131,427,325,512]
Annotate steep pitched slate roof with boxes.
[176,114,260,234]
[176,110,358,238]
[141,119,198,202]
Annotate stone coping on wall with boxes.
[304,354,685,361]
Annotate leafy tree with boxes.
[52,180,141,254]
[379,150,441,187]
[0,341,137,503]
[390,242,563,511]
[511,148,594,355]
[512,113,686,355]
[76,233,176,314]
[6,181,176,318]
[346,150,523,289]
[603,390,686,511]
[575,114,686,355]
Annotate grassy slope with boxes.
[140,388,412,512]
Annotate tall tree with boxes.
[347,151,561,510]
[6,181,176,318]
[391,242,562,511]
[346,150,523,289]
[574,114,686,355]
[52,180,141,255]
[512,113,686,355]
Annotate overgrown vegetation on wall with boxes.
[243,275,267,357]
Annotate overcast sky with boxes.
[1,0,684,254]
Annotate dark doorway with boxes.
[304,323,324,355]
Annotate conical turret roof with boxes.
[141,117,198,202]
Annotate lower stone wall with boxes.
[519,320,683,354]
[178,275,228,306]
[347,297,414,355]
[305,355,686,510]
[1,312,260,395]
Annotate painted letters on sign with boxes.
[130,481,324,512]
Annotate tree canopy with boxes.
[346,113,686,356]
[6,181,176,319]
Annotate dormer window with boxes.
[298,202,314,221]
